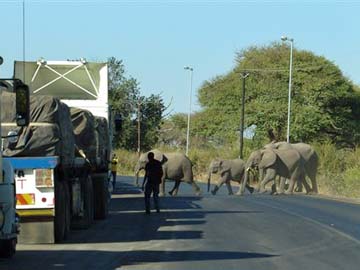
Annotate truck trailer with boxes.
[2,59,115,243]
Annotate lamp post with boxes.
[281,35,294,143]
[184,66,193,156]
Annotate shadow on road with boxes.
[64,190,261,244]
[1,249,277,270]
[0,177,269,270]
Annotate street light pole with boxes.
[184,66,193,156]
[239,72,249,159]
[281,36,294,143]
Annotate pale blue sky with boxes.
[1,0,359,114]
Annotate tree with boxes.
[195,43,360,147]
[158,113,188,147]
[107,57,166,150]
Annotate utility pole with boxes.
[239,72,249,159]
[137,101,141,157]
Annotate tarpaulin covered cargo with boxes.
[70,107,97,165]
[94,116,110,170]
[1,92,75,166]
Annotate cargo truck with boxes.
[2,59,117,243]
[1,56,30,257]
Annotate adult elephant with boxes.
[207,159,254,195]
[135,149,201,196]
[237,148,305,195]
[264,142,319,194]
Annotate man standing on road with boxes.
[142,152,163,214]
[111,154,118,190]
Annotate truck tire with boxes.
[0,238,17,258]
[63,181,71,239]
[93,174,109,219]
[55,180,67,242]
[71,175,94,229]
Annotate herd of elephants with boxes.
[134,141,318,197]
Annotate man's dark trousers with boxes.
[145,182,160,213]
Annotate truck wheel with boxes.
[55,181,66,242]
[71,175,94,229]
[63,181,71,239]
[87,175,95,225]
[94,174,109,219]
[0,238,17,258]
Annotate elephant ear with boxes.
[220,160,230,174]
[152,149,164,162]
[259,149,277,169]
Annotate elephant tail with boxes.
[207,170,212,192]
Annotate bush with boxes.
[115,149,139,176]
[314,142,360,197]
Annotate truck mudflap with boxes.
[17,209,55,244]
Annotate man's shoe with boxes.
[156,209,160,213]
[145,210,151,215]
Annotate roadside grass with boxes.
[116,142,360,199]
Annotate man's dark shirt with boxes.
[145,159,163,185]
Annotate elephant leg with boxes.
[259,169,276,193]
[159,177,166,196]
[271,182,277,195]
[255,168,264,192]
[285,174,298,195]
[308,175,319,194]
[300,174,312,194]
[212,176,227,195]
[211,185,219,195]
[169,181,181,196]
[294,177,303,192]
[278,177,286,194]
[190,181,201,196]
[270,176,280,195]
[303,179,311,194]
[226,181,233,195]
[245,184,254,194]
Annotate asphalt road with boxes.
[1,176,360,270]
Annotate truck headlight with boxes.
[0,208,5,230]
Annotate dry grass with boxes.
[116,143,360,199]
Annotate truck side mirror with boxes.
[114,113,122,132]
[14,80,30,127]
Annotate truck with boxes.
[0,56,31,257]
[2,59,118,244]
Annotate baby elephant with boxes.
[207,159,254,195]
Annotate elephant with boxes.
[237,147,305,195]
[264,142,319,194]
[207,159,254,195]
[135,149,201,196]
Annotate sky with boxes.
[1,0,359,114]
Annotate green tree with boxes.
[107,57,166,150]
[158,113,187,147]
[195,43,360,147]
